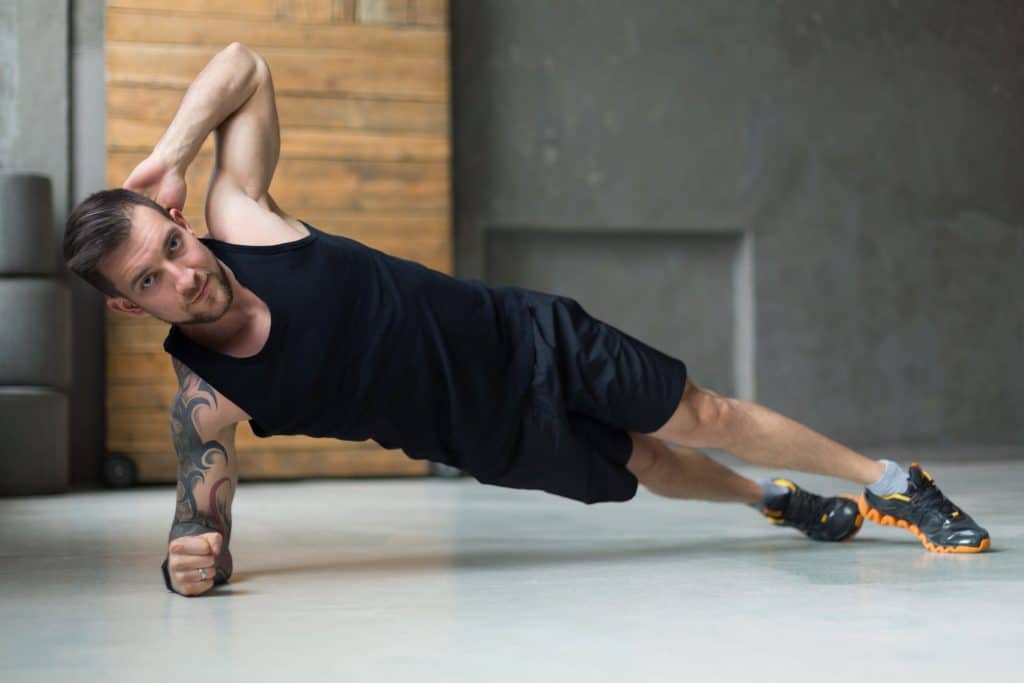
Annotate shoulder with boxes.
[170,357,250,433]
[204,177,309,246]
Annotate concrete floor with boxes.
[1,459,1021,682]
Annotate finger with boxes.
[169,555,216,572]
[201,532,223,555]
[170,536,217,556]
[179,579,215,597]
[174,565,216,586]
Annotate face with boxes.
[102,206,234,325]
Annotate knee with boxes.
[624,432,660,479]
[653,379,732,447]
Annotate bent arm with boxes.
[160,360,240,592]
[149,42,270,184]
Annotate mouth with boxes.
[191,278,208,304]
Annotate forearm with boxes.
[162,362,239,591]
[161,483,235,592]
[164,470,237,588]
[153,42,265,174]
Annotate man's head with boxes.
[64,189,234,325]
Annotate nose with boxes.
[174,265,200,297]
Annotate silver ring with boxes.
[198,567,207,581]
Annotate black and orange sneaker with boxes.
[858,463,990,553]
[760,479,863,541]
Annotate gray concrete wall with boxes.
[1,0,106,485]
[69,0,106,486]
[0,0,68,234]
[452,1,1024,448]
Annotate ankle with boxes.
[866,460,909,496]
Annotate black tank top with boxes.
[163,222,535,477]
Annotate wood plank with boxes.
[131,446,429,482]
[107,154,450,213]
[357,0,410,25]
[113,428,373,454]
[108,380,179,410]
[108,408,378,450]
[106,323,175,355]
[106,43,446,100]
[108,350,174,382]
[108,410,440,462]
[412,0,446,26]
[107,86,447,134]
[107,0,334,22]
[107,8,442,56]
[284,211,451,242]
[332,0,355,22]
[108,118,448,162]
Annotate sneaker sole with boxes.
[857,495,991,553]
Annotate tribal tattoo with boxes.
[168,358,234,584]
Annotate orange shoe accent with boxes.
[857,495,991,554]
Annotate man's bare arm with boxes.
[160,358,239,594]
[154,42,268,183]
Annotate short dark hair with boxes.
[63,189,171,298]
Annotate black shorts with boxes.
[483,291,687,505]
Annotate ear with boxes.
[106,296,147,317]
[168,208,196,236]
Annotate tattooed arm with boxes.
[161,358,246,595]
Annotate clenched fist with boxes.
[122,152,187,211]
[167,531,229,596]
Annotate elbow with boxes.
[225,42,268,71]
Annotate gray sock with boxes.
[866,460,909,496]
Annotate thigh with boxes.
[478,394,639,505]
[529,294,688,434]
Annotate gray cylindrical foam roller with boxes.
[0,173,56,276]
[0,387,69,496]
[0,279,72,389]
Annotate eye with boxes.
[141,274,157,290]
[169,236,181,252]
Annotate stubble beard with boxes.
[154,260,236,326]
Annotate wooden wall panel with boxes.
[107,10,442,55]
[105,1,450,482]
[413,0,446,26]
[107,44,445,99]
[107,0,336,21]
[357,0,411,25]
[108,86,447,134]
[109,119,448,162]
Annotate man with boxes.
[64,44,990,597]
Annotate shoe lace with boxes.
[914,477,960,517]
[786,489,828,531]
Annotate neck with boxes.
[177,280,261,351]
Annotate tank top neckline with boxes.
[167,222,319,364]
[167,290,284,364]
[198,220,318,253]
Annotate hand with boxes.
[123,152,187,211]
[167,531,226,596]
